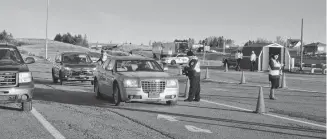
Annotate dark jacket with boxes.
[184,58,200,78]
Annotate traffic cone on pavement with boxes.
[281,73,287,88]
[240,71,246,84]
[255,86,266,114]
[184,78,190,99]
[178,66,183,75]
[204,67,209,79]
[224,64,228,72]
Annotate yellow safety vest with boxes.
[269,59,281,75]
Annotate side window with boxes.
[102,59,110,69]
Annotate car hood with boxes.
[0,64,29,72]
[63,63,96,69]
[118,72,174,79]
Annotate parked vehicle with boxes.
[152,42,188,59]
[222,51,237,68]
[0,43,35,111]
[52,52,97,85]
[161,53,189,65]
[93,55,179,106]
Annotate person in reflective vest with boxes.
[268,53,283,100]
[183,51,201,102]
[250,51,257,71]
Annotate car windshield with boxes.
[116,60,163,72]
[62,53,92,64]
[0,48,23,64]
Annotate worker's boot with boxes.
[269,89,277,100]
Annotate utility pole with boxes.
[300,18,304,71]
[45,0,49,59]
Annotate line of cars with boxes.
[51,50,180,106]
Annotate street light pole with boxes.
[45,0,49,59]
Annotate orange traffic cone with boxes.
[184,78,190,98]
[204,67,209,79]
[240,71,246,84]
[224,64,228,72]
[255,86,266,114]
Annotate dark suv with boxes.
[52,52,97,85]
[0,44,35,111]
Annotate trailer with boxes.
[152,42,188,60]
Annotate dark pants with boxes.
[236,59,241,71]
[269,75,280,89]
[250,61,255,71]
[187,75,201,100]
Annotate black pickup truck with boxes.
[0,43,36,111]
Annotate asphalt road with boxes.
[0,57,325,139]
[167,66,326,93]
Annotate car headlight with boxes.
[166,79,178,88]
[64,67,71,71]
[123,79,138,88]
[19,72,32,83]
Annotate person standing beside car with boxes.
[235,50,243,71]
[183,51,201,102]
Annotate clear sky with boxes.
[0,0,325,45]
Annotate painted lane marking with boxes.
[185,125,212,133]
[263,113,327,129]
[31,107,66,139]
[201,99,252,112]
[201,99,326,129]
[157,114,179,122]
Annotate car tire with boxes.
[94,81,102,99]
[112,84,122,106]
[22,101,32,112]
[52,69,58,83]
[59,71,64,85]
[171,60,176,65]
[166,100,177,106]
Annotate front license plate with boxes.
[148,92,160,98]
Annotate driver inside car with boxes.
[136,61,149,71]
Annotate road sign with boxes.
[168,50,173,55]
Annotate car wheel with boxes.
[59,71,64,85]
[166,100,177,106]
[52,69,58,83]
[22,101,32,112]
[94,81,102,99]
[171,60,176,65]
[112,84,122,106]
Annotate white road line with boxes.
[201,99,327,129]
[201,99,253,112]
[31,107,66,139]
[263,113,326,129]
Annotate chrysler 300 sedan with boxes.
[94,55,179,106]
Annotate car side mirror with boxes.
[25,57,35,64]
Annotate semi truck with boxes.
[152,42,188,60]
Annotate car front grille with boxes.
[71,70,93,76]
[141,80,166,93]
[0,72,17,87]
